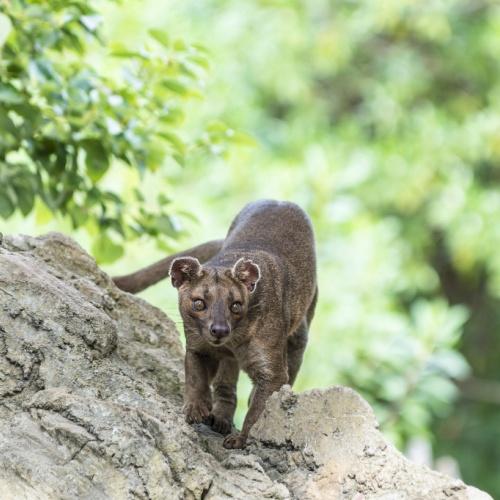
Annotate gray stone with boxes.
[0,233,492,500]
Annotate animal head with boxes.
[169,257,260,346]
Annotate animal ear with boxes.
[232,258,260,293]
[169,257,202,288]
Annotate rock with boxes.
[248,386,491,499]
[0,232,492,500]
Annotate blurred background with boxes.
[1,0,499,495]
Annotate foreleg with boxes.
[208,357,239,435]
[183,351,213,424]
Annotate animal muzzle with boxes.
[209,323,230,340]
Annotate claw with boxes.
[223,432,247,449]
[209,414,232,435]
[183,400,212,424]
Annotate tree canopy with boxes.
[0,0,242,261]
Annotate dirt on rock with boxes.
[0,232,492,500]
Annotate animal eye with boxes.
[192,299,206,311]
[230,302,242,314]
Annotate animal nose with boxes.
[210,323,230,339]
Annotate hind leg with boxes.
[287,286,317,386]
[287,319,308,386]
[208,357,239,435]
[247,385,256,408]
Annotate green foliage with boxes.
[0,0,237,262]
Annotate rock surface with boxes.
[0,232,492,500]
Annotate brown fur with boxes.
[114,200,317,448]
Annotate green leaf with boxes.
[155,239,176,253]
[231,131,257,147]
[148,29,170,47]
[176,209,198,223]
[68,205,88,228]
[155,214,176,236]
[161,79,189,96]
[173,152,185,166]
[91,234,124,264]
[188,54,210,70]
[0,112,16,135]
[157,193,170,205]
[158,106,184,124]
[0,13,12,48]
[14,182,35,216]
[110,44,148,60]
[173,39,188,51]
[0,83,23,104]
[0,190,15,218]
[81,140,110,182]
[156,131,185,155]
[179,62,198,79]
[133,188,145,202]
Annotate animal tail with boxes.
[112,239,224,294]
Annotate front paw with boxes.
[223,432,247,449]
[205,414,233,435]
[183,399,212,424]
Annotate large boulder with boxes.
[0,233,492,500]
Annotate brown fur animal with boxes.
[113,200,317,448]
